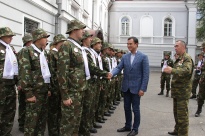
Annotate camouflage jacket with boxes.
[0,42,18,85]
[171,52,194,99]
[101,54,110,72]
[161,58,174,68]
[161,58,174,75]
[48,49,59,94]
[18,45,50,99]
[57,39,107,100]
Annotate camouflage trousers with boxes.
[94,80,101,123]
[110,79,116,106]
[97,79,108,120]
[60,91,84,136]
[173,98,189,136]
[24,93,48,136]
[18,90,26,130]
[160,74,171,91]
[0,84,16,136]
[47,92,61,136]
[79,80,96,136]
[191,74,200,96]
[105,80,112,112]
[197,82,205,106]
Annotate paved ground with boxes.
[11,72,205,136]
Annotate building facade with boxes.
[109,0,197,67]
[0,0,112,51]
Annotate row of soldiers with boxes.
[0,19,125,136]
[189,44,205,117]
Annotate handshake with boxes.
[106,72,113,80]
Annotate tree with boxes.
[196,0,205,41]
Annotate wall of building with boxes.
[109,0,197,67]
[0,0,111,51]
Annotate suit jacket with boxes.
[111,51,149,94]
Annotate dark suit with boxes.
[111,51,149,132]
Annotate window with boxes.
[71,6,78,19]
[164,18,172,36]
[24,18,39,34]
[121,17,130,35]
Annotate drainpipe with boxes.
[108,0,114,42]
[55,0,62,35]
[184,0,189,46]
[92,0,95,29]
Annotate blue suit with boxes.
[111,51,149,132]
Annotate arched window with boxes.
[121,17,130,35]
[164,18,172,36]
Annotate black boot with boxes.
[195,105,202,117]
[158,90,164,95]
[166,90,169,97]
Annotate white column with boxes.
[187,7,197,62]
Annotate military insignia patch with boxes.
[1,50,5,53]
[74,48,78,52]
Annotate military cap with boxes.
[49,42,54,47]
[198,52,204,57]
[0,27,16,38]
[200,43,205,49]
[116,49,122,53]
[81,30,93,41]
[53,34,66,45]
[91,37,102,46]
[101,42,109,50]
[22,33,33,45]
[32,28,50,42]
[109,44,115,50]
[164,51,171,56]
[66,20,86,34]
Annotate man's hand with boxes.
[138,90,144,96]
[163,66,172,74]
[63,98,73,106]
[27,96,36,103]
[48,91,51,97]
[107,72,113,79]
[17,86,22,91]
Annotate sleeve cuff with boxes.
[25,91,34,99]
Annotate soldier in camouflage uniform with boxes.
[115,49,123,101]
[158,51,174,97]
[190,52,204,99]
[0,27,18,136]
[195,43,205,117]
[101,43,114,117]
[164,40,194,136]
[17,33,33,132]
[18,28,51,136]
[47,34,66,136]
[57,20,110,136]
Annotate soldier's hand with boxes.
[48,91,51,97]
[27,96,36,103]
[163,66,172,74]
[17,86,22,91]
[63,98,72,106]
[107,72,113,79]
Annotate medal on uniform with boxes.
[74,48,78,52]
[1,50,5,53]
[34,53,38,57]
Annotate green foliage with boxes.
[196,0,205,40]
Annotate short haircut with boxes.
[128,36,138,44]
[176,40,186,47]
